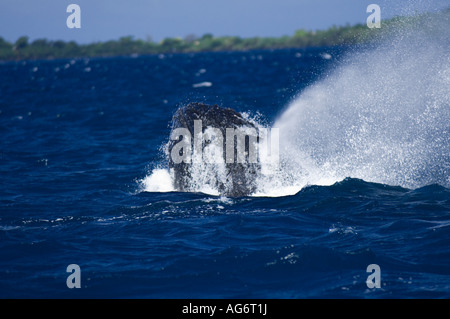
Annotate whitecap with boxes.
[195,68,206,76]
[192,81,212,88]
[140,168,174,192]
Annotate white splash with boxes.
[140,168,174,192]
[266,11,450,194]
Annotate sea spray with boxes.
[266,10,450,195]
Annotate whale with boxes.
[167,102,261,197]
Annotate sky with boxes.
[0,0,448,43]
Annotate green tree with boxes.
[14,36,29,50]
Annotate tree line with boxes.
[0,10,445,61]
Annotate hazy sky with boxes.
[0,0,448,43]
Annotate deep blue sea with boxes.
[1,45,449,298]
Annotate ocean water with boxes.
[1,25,449,298]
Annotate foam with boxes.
[140,168,174,192]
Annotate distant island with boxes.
[0,9,447,61]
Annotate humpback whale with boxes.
[168,102,261,197]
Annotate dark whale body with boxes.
[168,103,260,197]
